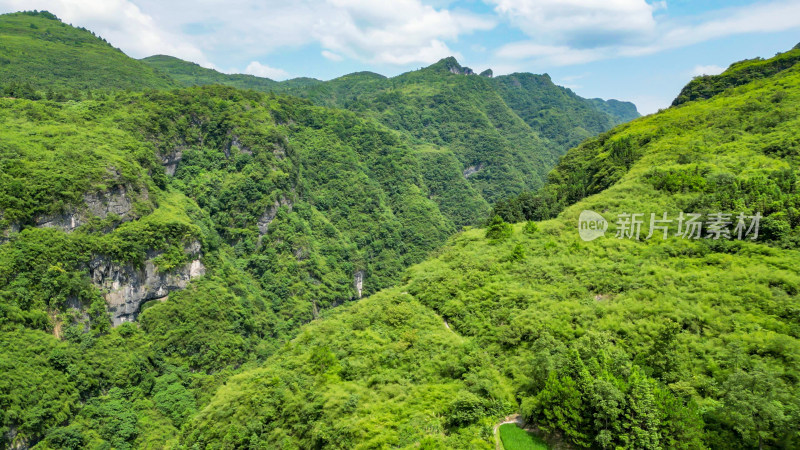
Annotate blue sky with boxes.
[1,0,799,113]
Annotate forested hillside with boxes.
[5,8,798,450]
[0,11,178,96]
[182,46,800,448]
[144,54,640,221]
[141,55,280,92]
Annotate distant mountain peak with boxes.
[425,56,477,76]
[430,57,491,77]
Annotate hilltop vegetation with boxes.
[0,11,178,95]
[673,45,800,106]
[494,46,800,250]
[141,55,281,92]
[494,72,638,149]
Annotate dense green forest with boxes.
[1,8,799,450]
[144,53,639,214]
[188,46,800,448]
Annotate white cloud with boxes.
[490,0,800,67]
[5,0,798,75]
[690,64,726,77]
[496,42,605,66]
[243,61,289,80]
[488,0,658,48]
[622,0,800,57]
[1,0,495,68]
[311,0,495,64]
[321,50,344,62]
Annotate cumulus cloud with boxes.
[243,61,289,80]
[623,0,800,56]
[321,50,344,62]
[5,0,799,74]
[491,0,800,66]
[311,0,495,64]
[489,0,659,48]
[0,0,494,69]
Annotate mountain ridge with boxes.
[2,8,798,450]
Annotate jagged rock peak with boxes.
[431,56,474,76]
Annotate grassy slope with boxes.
[0,12,178,92]
[187,52,800,449]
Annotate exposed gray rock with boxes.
[463,163,484,178]
[89,241,205,326]
[272,143,286,160]
[354,270,364,299]
[449,65,475,75]
[160,148,183,176]
[228,135,253,156]
[4,426,27,450]
[35,184,142,233]
[257,196,293,235]
[0,210,16,244]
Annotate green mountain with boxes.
[4,9,798,450]
[0,83,465,448]
[493,72,640,149]
[144,55,640,222]
[0,11,178,95]
[180,46,800,448]
[672,44,800,106]
[141,55,281,92]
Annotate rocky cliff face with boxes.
[160,148,183,176]
[463,163,484,178]
[354,270,364,299]
[257,195,293,236]
[89,241,205,326]
[2,183,144,239]
[37,184,142,232]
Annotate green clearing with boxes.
[499,423,549,450]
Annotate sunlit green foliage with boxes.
[2,10,798,450]
[0,12,178,94]
[493,46,800,249]
[192,46,800,449]
[673,45,800,106]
